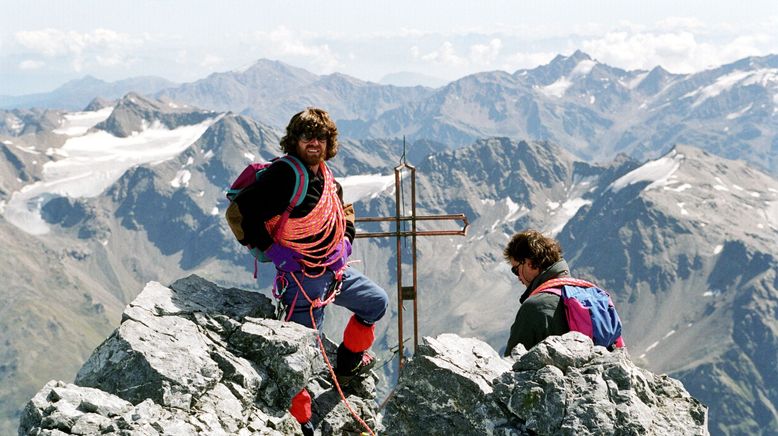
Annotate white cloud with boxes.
[502,51,558,72]
[14,28,140,57]
[19,59,45,70]
[252,26,342,73]
[469,38,502,65]
[655,16,707,32]
[420,41,467,67]
[580,16,777,74]
[200,54,224,68]
[12,28,143,73]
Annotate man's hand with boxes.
[343,203,355,225]
[264,243,303,271]
[327,239,352,271]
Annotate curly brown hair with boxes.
[503,229,563,271]
[279,107,339,160]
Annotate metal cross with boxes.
[354,161,468,369]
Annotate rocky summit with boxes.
[20,275,707,435]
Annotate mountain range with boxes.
[1,52,777,435]
[3,51,776,177]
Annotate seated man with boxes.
[502,229,571,356]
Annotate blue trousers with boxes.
[279,266,388,330]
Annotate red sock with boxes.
[343,315,375,353]
[289,388,312,424]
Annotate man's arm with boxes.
[504,297,555,356]
[335,181,356,242]
[233,161,296,250]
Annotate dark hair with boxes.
[503,229,563,271]
[279,107,339,160]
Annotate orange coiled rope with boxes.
[265,162,346,277]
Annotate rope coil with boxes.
[266,162,346,278]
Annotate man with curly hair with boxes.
[229,108,388,435]
[502,229,571,356]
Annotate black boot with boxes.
[300,420,314,436]
[335,343,376,385]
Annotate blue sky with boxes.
[2,0,777,94]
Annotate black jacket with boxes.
[504,260,570,356]
[232,155,355,264]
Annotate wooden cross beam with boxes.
[354,161,469,369]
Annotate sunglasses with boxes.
[300,132,328,142]
[511,260,526,277]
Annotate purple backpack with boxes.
[533,278,625,349]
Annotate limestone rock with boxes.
[21,276,707,436]
[21,275,379,435]
[383,331,708,436]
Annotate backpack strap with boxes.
[269,155,309,240]
[531,277,596,297]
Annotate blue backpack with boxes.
[534,278,625,349]
[225,155,308,266]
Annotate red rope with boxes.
[287,272,377,436]
[266,162,346,278]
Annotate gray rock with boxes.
[22,275,379,435]
[383,333,516,435]
[383,331,707,436]
[21,276,707,436]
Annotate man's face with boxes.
[510,257,540,287]
[296,132,328,168]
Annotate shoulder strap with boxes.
[276,155,309,207]
[269,155,309,240]
[531,277,596,298]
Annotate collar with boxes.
[519,259,570,303]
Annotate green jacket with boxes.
[504,260,570,357]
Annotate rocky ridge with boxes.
[20,275,707,435]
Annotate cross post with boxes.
[354,161,468,369]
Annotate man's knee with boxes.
[362,285,388,323]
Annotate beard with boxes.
[295,142,327,168]
[298,151,324,167]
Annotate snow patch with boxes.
[610,150,683,193]
[171,170,192,188]
[665,183,692,192]
[713,244,723,255]
[765,202,778,228]
[627,72,649,89]
[539,77,572,98]
[685,68,778,107]
[547,197,591,236]
[3,117,217,235]
[243,152,255,161]
[52,107,114,136]
[210,207,219,216]
[339,174,395,205]
[13,144,40,155]
[726,103,753,120]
